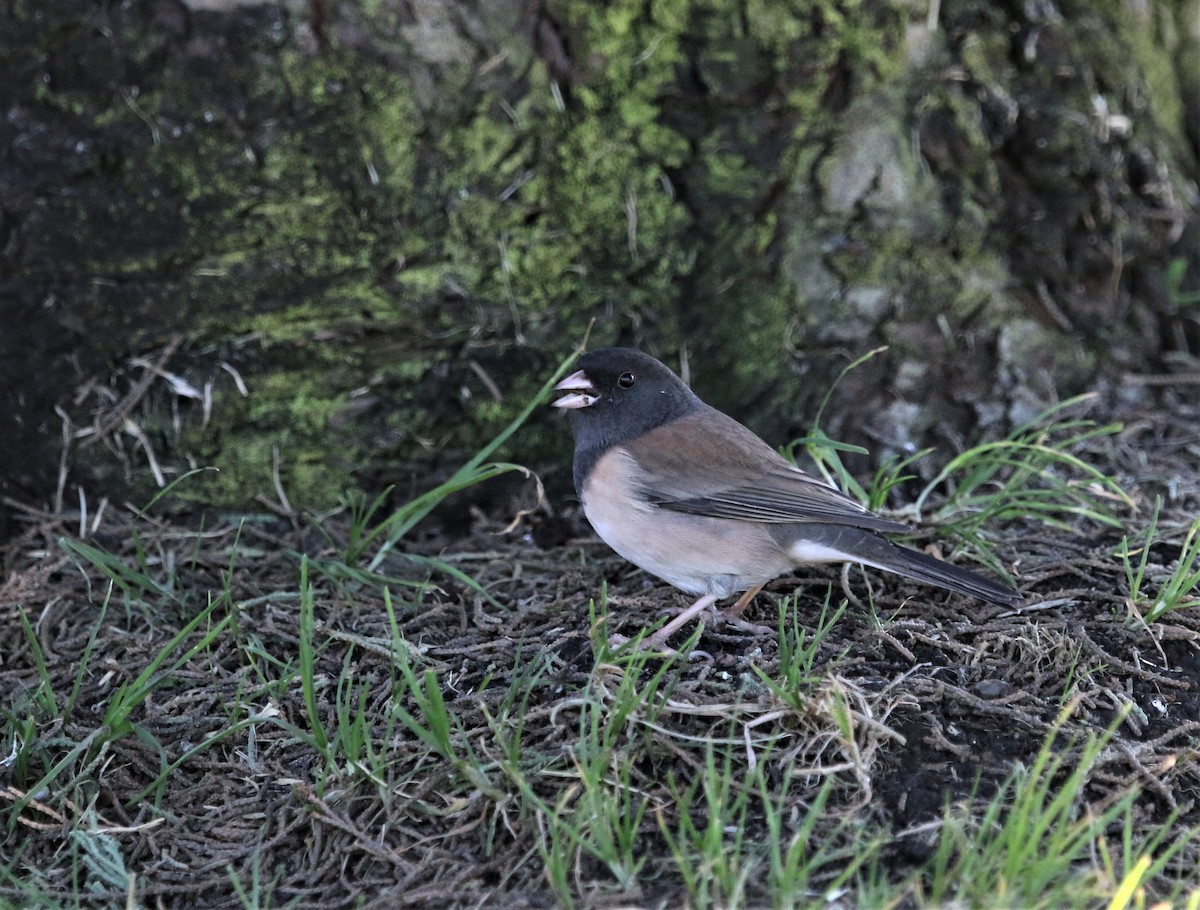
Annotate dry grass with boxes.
[2,396,1200,909]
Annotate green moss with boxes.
[31,0,1183,512]
[1090,0,1182,131]
[17,0,922,506]
[161,366,365,512]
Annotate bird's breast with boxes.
[579,447,792,598]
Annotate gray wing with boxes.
[626,405,912,535]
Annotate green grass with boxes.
[6,548,1199,908]
[1118,497,1200,624]
[756,590,848,698]
[5,344,1200,908]
[854,705,1199,910]
[801,392,1132,534]
[917,705,1138,907]
[1165,257,1200,308]
[794,348,1134,579]
[6,586,231,826]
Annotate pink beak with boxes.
[552,369,598,410]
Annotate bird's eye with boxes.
[617,371,636,389]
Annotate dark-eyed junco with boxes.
[552,347,1022,648]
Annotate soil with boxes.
[1,393,1198,908]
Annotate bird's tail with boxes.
[865,540,1022,606]
[786,524,1023,606]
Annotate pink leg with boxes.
[644,592,720,648]
[717,582,774,636]
[723,582,765,618]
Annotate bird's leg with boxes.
[715,582,773,636]
[642,592,720,649]
[612,589,771,656]
[722,582,764,617]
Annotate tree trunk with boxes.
[1,0,1196,536]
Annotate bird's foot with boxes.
[710,583,772,636]
[604,629,705,657]
[607,630,712,660]
[617,592,719,655]
[713,611,774,637]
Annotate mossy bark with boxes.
[1,0,1195,527]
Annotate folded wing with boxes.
[626,405,912,536]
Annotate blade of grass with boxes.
[15,609,60,719]
[60,536,174,601]
[789,345,888,499]
[101,597,231,738]
[364,341,591,571]
[1145,513,1200,622]
[297,557,328,755]
[913,394,1131,531]
[919,701,1139,908]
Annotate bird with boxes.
[552,347,1022,650]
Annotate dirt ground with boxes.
[2,391,1199,908]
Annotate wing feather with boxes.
[626,405,912,535]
